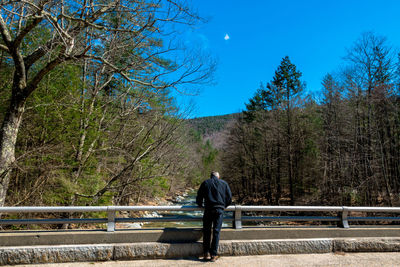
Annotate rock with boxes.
[113,242,202,260]
[119,222,144,229]
[0,245,113,265]
[219,239,332,256]
[175,196,184,202]
[146,212,162,218]
[334,238,400,252]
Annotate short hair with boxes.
[211,171,220,178]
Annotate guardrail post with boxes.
[233,205,242,229]
[339,206,349,229]
[107,206,116,232]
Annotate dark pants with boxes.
[202,208,224,256]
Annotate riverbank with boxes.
[117,188,198,229]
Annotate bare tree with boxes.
[0,0,214,206]
[344,32,396,205]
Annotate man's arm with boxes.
[196,182,205,207]
[225,184,232,207]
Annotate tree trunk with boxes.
[0,93,26,206]
[287,103,294,205]
[276,135,281,204]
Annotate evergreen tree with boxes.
[272,56,304,205]
[235,56,305,205]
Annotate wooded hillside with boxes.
[1,1,399,216]
[222,33,400,207]
[188,113,241,136]
[0,0,216,209]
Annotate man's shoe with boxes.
[210,255,219,262]
[202,253,211,261]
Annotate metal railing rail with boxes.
[1,205,400,232]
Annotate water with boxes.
[143,190,232,228]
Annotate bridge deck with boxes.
[9,253,400,267]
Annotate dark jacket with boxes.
[196,175,232,209]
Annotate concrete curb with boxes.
[3,227,400,246]
[2,238,400,265]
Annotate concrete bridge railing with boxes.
[1,205,400,232]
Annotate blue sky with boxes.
[176,0,400,118]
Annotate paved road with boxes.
[14,252,400,267]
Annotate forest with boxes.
[0,0,218,209]
[222,32,400,207]
[0,0,399,214]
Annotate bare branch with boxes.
[13,14,43,48]
[24,55,64,96]
[0,43,8,53]
[0,12,13,46]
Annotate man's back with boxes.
[196,175,232,209]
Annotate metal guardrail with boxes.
[1,205,400,232]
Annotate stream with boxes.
[142,190,232,228]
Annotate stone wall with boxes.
[2,238,400,265]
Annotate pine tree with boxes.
[241,56,304,205]
[272,56,304,205]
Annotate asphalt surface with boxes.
[14,252,400,267]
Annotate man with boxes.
[196,171,232,262]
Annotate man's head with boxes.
[211,171,220,179]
